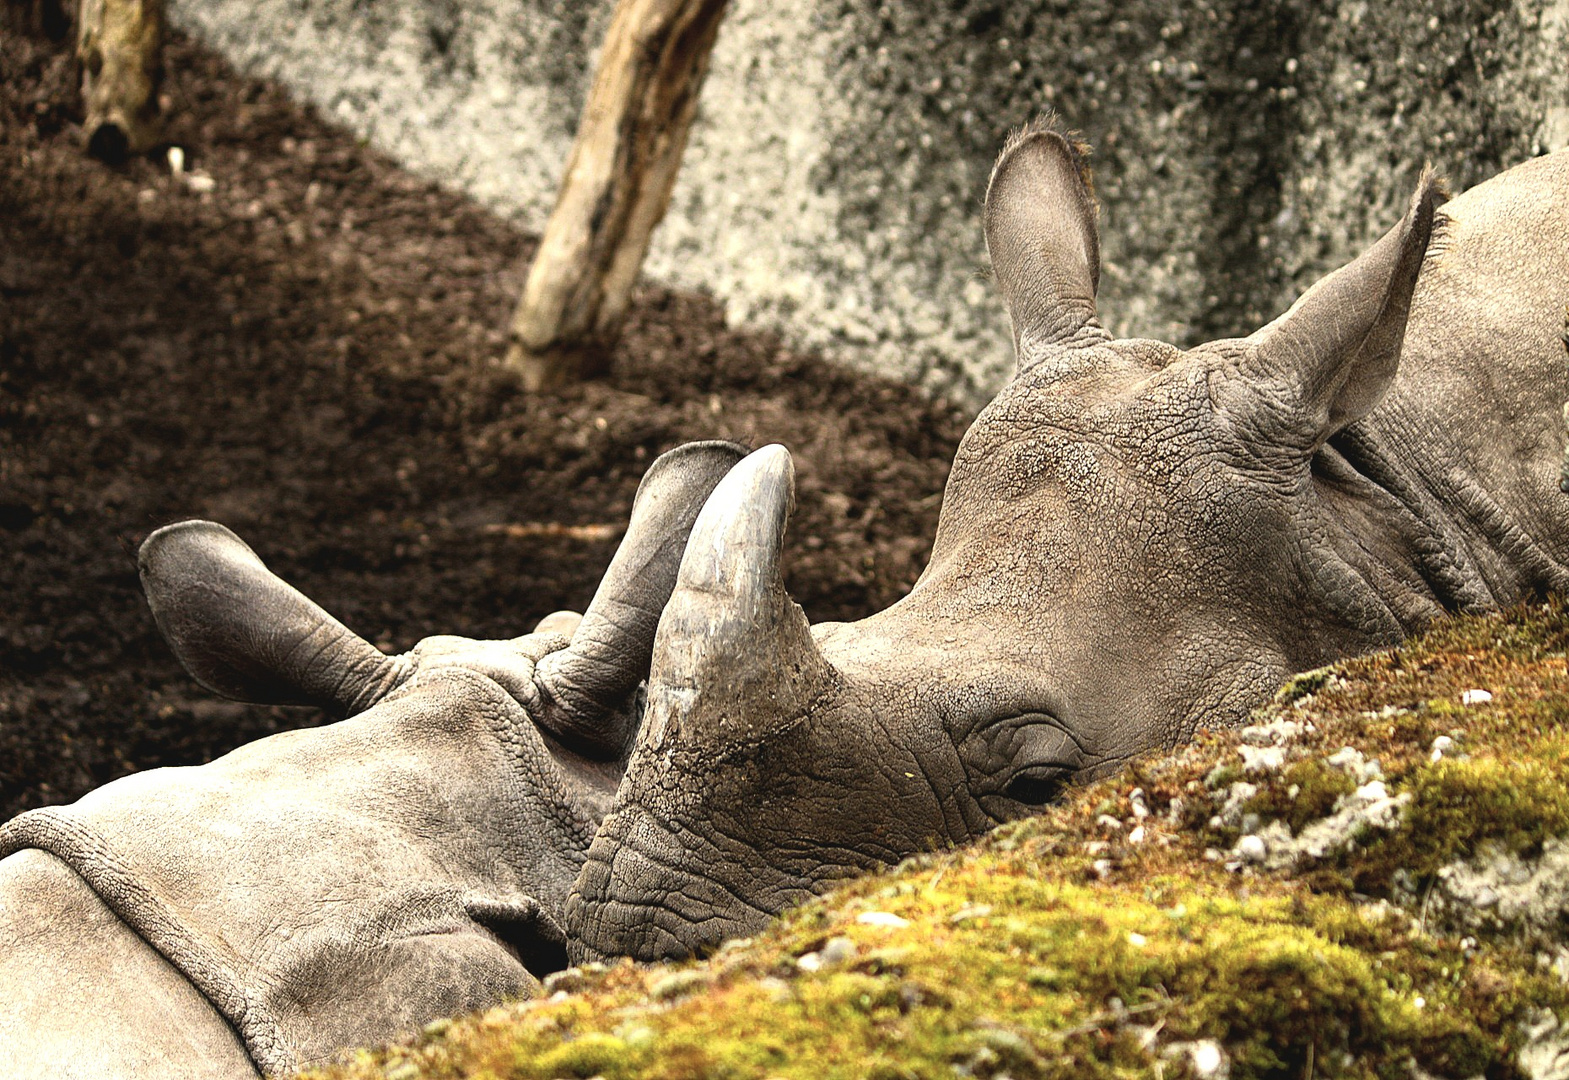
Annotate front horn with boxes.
[641,444,831,751]
[139,521,409,715]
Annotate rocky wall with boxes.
[169,0,1569,408]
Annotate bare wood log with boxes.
[505,0,730,391]
[76,0,164,162]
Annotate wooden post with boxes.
[76,0,164,162]
[504,0,730,391]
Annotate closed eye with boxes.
[1002,766,1072,807]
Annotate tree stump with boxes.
[504,0,730,392]
[76,0,164,162]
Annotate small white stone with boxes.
[1164,1039,1230,1080]
[856,911,909,928]
[1097,814,1124,832]
[1326,746,1365,774]
[1092,859,1113,880]
[795,952,822,972]
[1239,744,1286,774]
[1430,735,1456,763]
[1237,834,1268,863]
[1128,825,1147,845]
[186,172,216,194]
[1127,931,1148,947]
[819,936,857,966]
[1192,1040,1227,1079]
[167,145,185,176]
[1460,688,1493,706]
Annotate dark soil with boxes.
[0,28,971,820]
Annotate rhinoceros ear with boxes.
[531,440,747,756]
[139,521,408,715]
[1243,169,1443,449]
[985,123,1109,371]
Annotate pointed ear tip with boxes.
[988,121,1097,207]
[1412,167,1450,215]
[138,520,247,571]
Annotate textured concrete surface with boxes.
[168,0,1569,407]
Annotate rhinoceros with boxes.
[0,440,742,1078]
[566,131,1569,961]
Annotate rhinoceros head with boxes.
[567,125,1443,960]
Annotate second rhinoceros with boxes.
[0,441,742,1078]
[567,130,1569,962]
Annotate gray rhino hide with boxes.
[0,644,590,1074]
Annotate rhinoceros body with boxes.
[0,441,742,1077]
[566,140,1569,961]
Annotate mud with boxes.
[0,27,968,819]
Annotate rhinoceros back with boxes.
[0,848,259,1079]
[0,670,566,1075]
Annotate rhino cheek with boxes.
[565,706,960,961]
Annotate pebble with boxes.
[1460,688,1494,706]
[1430,734,1456,762]
[1236,834,1268,863]
[819,936,858,966]
[1239,719,1303,747]
[1326,746,1366,774]
[1163,1039,1230,1080]
[649,969,711,1001]
[1238,744,1286,774]
[856,911,909,928]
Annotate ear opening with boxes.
[984,119,1109,371]
[1244,168,1445,449]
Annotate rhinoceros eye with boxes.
[1003,766,1072,807]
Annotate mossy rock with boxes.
[303,602,1569,1080]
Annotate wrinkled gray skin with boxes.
[0,440,742,1079]
[568,132,1569,962]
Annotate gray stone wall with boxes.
[170,0,1569,408]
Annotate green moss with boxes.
[1244,759,1356,835]
[521,1032,643,1079]
[1273,667,1333,706]
[1346,736,1569,894]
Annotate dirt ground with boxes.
[0,27,971,819]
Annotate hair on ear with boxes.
[991,114,1098,215]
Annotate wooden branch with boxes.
[76,0,164,161]
[505,0,730,391]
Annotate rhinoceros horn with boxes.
[641,444,832,751]
[140,441,745,745]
